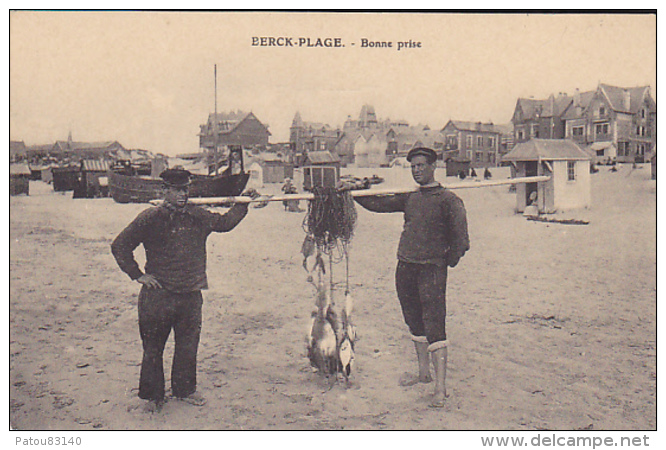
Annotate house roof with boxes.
[81,160,111,172]
[516,94,573,120]
[306,151,341,164]
[10,141,27,156]
[503,139,591,161]
[55,141,121,151]
[10,164,31,176]
[599,84,651,114]
[204,111,271,136]
[562,90,596,120]
[443,120,498,134]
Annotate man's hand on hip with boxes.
[137,274,162,289]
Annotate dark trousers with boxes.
[137,287,203,401]
[395,261,448,344]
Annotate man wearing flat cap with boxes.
[341,147,469,408]
[111,168,254,412]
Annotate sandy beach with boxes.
[9,164,656,431]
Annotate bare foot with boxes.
[399,372,433,387]
[177,392,207,406]
[429,390,448,408]
[142,399,164,413]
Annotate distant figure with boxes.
[281,178,302,212]
[470,168,477,178]
[610,166,618,172]
[483,168,492,180]
[523,190,539,217]
[458,170,467,180]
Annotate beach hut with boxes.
[73,159,112,198]
[41,165,54,184]
[28,164,44,181]
[502,139,591,213]
[52,166,81,192]
[247,161,264,189]
[261,160,294,183]
[302,151,341,191]
[10,164,31,196]
[445,157,471,178]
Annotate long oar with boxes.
[150,175,551,206]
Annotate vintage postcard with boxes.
[8,10,658,446]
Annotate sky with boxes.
[9,11,657,156]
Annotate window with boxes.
[618,141,629,157]
[599,106,606,116]
[475,151,483,162]
[532,125,539,138]
[466,135,473,148]
[477,136,483,147]
[572,126,584,137]
[517,129,525,140]
[641,109,646,119]
[488,137,495,148]
[595,123,609,135]
[567,161,576,181]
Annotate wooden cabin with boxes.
[52,166,81,192]
[502,139,591,213]
[10,164,31,196]
[445,156,471,178]
[73,159,112,198]
[301,151,341,191]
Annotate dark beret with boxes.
[407,147,437,163]
[160,168,192,187]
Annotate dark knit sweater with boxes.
[355,184,469,265]
[111,202,248,292]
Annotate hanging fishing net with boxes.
[302,187,357,261]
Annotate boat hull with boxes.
[109,171,250,204]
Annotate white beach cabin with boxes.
[502,139,591,213]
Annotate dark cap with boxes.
[407,147,437,164]
[160,168,192,187]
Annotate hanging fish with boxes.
[306,265,338,377]
[337,290,356,382]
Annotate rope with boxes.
[302,187,357,263]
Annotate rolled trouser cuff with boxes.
[427,340,448,352]
[411,334,429,343]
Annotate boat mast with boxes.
[214,64,219,175]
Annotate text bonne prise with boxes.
[251,37,422,51]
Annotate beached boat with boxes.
[108,169,249,204]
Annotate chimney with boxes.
[573,88,581,107]
[623,89,631,111]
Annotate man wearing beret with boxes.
[343,147,469,408]
[111,168,253,412]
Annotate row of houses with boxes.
[285,82,655,169]
[512,83,655,163]
[10,135,131,164]
[289,105,511,169]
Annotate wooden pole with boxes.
[150,175,551,206]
